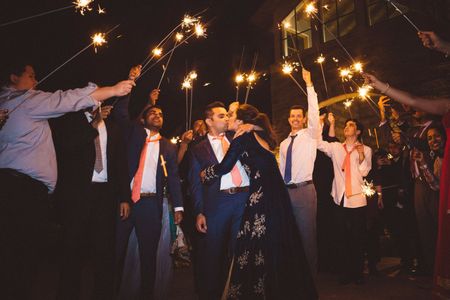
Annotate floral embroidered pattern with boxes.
[228,284,242,299]
[254,277,265,296]
[243,163,251,176]
[237,220,251,238]
[203,165,218,181]
[249,187,263,207]
[255,250,264,266]
[251,214,266,239]
[254,170,261,179]
[237,250,250,270]
[242,151,249,158]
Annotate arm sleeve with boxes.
[306,86,321,139]
[203,135,245,184]
[166,143,184,209]
[188,150,204,216]
[358,146,372,177]
[317,136,334,158]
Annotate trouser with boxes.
[116,196,162,300]
[334,204,367,280]
[0,169,50,300]
[58,182,117,300]
[287,183,318,277]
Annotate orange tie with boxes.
[342,144,355,198]
[131,135,161,203]
[213,135,242,187]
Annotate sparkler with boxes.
[339,68,353,81]
[361,180,376,197]
[0,5,74,28]
[281,62,307,96]
[175,32,184,42]
[315,54,329,97]
[182,15,198,28]
[170,137,180,144]
[194,23,206,37]
[234,73,245,102]
[385,0,420,32]
[243,72,258,104]
[358,85,373,100]
[352,62,363,73]
[91,32,106,53]
[305,2,318,17]
[152,47,163,57]
[97,4,106,14]
[73,0,94,15]
[189,71,197,128]
[343,99,353,109]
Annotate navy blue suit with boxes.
[189,135,248,300]
[113,96,183,299]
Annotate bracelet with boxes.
[381,83,390,94]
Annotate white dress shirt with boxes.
[130,130,183,211]
[317,140,372,208]
[207,134,250,190]
[85,112,108,182]
[279,86,320,183]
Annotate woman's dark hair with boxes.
[0,61,30,86]
[236,104,277,150]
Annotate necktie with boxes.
[213,135,242,187]
[131,135,161,203]
[284,134,297,184]
[94,134,103,173]
[342,144,355,198]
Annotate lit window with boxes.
[366,0,406,26]
[281,1,313,58]
[322,0,356,42]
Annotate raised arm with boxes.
[363,73,450,116]
[302,68,320,139]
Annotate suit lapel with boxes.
[204,138,219,165]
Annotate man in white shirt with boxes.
[279,68,320,277]
[317,117,372,285]
[189,101,250,299]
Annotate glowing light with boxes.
[282,62,294,74]
[247,72,257,84]
[387,153,394,160]
[91,32,106,53]
[352,62,363,73]
[97,4,106,14]
[170,137,179,144]
[332,57,339,63]
[343,99,353,109]
[175,32,184,42]
[182,78,192,90]
[339,68,353,79]
[323,4,330,10]
[152,47,163,57]
[316,54,325,64]
[73,0,93,15]
[182,15,197,28]
[305,2,318,17]
[358,85,373,99]
[195,23,206,37]
[189,71,198,80]
[361,180,376,197]
[283,22,291,29]
[235,73,245,84]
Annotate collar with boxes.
[144,128,161,141]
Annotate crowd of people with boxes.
[0,31,449,300]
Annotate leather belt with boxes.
[286,180,313,189]
[140,192,157,198]
[221,186,249,194]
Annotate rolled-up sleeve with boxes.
[27,83,99,119]
[358,146,372,176]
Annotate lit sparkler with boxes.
[358,85,373,99]
[247,72,257,84]
[97,4,106,14]
[305,2,318,17]
[343,99,353,109]
[182,15,197,28]
[235,73,245,84]
[352,62,363,73]
[182,78,192,90]
[386,0,420,32]
[195,23,206,37]
[339,68,353,80]
[189,71,198,80]
[282,62,294,74]
[73,0,93,15]
[91,32,106,53]
[170,137,180,144]
[316,54,325,64]
[175,32,184,42]
[152,47,163,57]
[361,180,376,197]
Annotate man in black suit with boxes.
[113,88,183,299]
[51,102,131,300]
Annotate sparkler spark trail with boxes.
[305,2,318,17]
[73,0,93,15]
[175,32,184,42]
[361,180,376,197]
[343,99,353,109]
[385,0,420,32]
[339,68,353,80]
[358,85,373,99]
[152,47,163,57]
[0,5,74,28]
[316,55,325,64]
[282,62,294,74]
[235,74,245,84]
[352,62,363,73]
[91,32,107,53]
[316,54,328,97]
[194,23,206,37]
[97,4,106,14]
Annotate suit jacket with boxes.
[50,111,130,205]
[112,95,183,208]
[189,133,234,216]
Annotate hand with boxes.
[327,112,335,125]
[128,65,142,81]
[174,211,183,225]
[392,132,402,144]
[418,31,447,53]
[113,80,135,97]
[181,130,194,144]
[196,213,207,233]
[119,202,130,220]
[302,68,313,87]
[412,148,424,163]
[149,89,160,105]
[378,96,390,114]
[233,123,256,139]
[355,142,365,155]
[200,170,206,183]
[362,73,387,92]
[377,194,384,209]
[99,105,113,120]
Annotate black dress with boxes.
[203,132,317,299]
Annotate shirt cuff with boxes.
[174,207,184,212]
[86,82,101,107]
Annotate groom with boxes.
[189,101,250,299]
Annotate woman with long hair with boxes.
[202,104,317,299]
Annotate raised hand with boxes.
[149,89,160,105]
[113,80,135,97]
[128,65,142,81]
[181,130,194,144]
[418,31,448,53]
[302,68,313,87]
[327,112,335,125]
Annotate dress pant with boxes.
[116,196,162,300]
[58,182,117,300]
[287,183,318,277]
[0,169,50,300]
[197,191,248,300]
[334,204,367,281]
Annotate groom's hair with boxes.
[204,101,226,120]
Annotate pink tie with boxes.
[213,135,242,187]
[342,144,355,198]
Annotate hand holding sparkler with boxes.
[355,142,366,164]
[128,65,142,81]
[377,96,390,122]
[327,112,335,126]
[418,31,450,55]
[362,73,389,94]
[149,89,160,105]
[0,109,9,130]
[91,80,135,102]
[301,68,313,87]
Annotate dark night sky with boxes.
[1,0,272,137]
